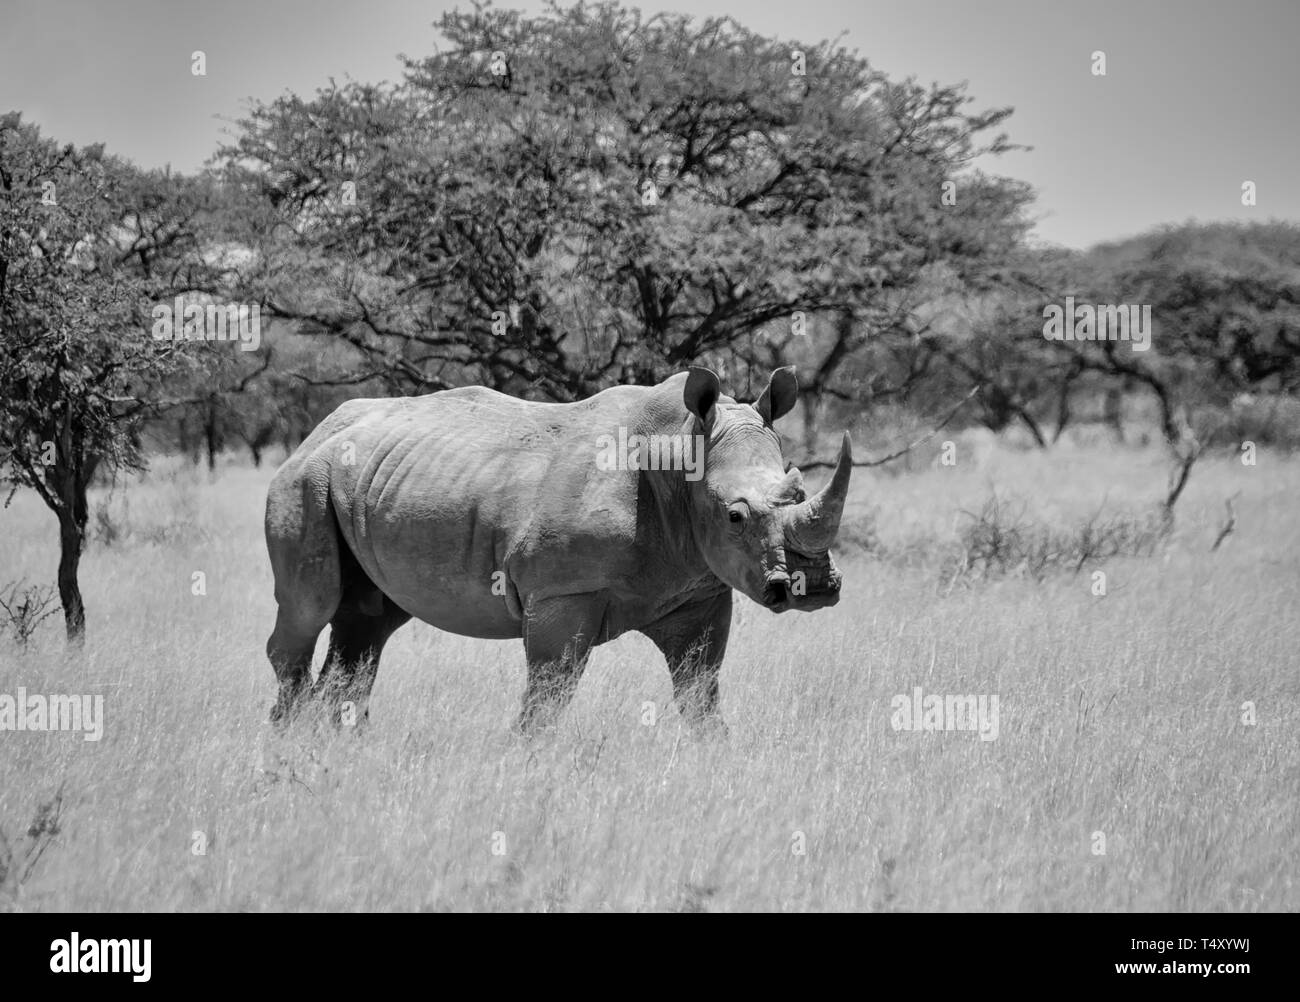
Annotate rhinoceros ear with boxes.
[684,366,721,423]
[754,366,798,425]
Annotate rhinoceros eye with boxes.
[727,503,747,525]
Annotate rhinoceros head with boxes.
[682,366,852,613]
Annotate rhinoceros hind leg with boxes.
[313,593,410,726]
[516,596,606,734]
[268,602,330,726]
[266,464,345,725]
[267,624,316,726]
[641,590,732,735]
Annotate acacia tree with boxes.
[221,0,1031,402]
[1064,222,1300,443]
[0,115,218,643]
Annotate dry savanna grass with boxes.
[0,439,1297,911]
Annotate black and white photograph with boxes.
[0,0,1295,959]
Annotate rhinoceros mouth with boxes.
[763,549,842,612]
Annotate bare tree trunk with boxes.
[1090,347,1177,444]
[56,505,86,645]
[1104,386,1124,444]
[801,394,818,460]
[49,417,93,646]
[177,414,197,465]
[1051,362,1083,444]
[204,397,220,473]
[1014,406,1047,447]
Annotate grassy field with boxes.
[1,438,1296,911]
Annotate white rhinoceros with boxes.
[263,366,852,732]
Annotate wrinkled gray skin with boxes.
[264,366,852,733]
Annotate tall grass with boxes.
[0,441,1295,911]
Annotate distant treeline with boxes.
[137,217,1300,470]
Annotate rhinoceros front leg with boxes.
[640,589,733,735]
[517,595,607,734]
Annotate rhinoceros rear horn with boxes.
[785,432,853,553]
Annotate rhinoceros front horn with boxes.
[785,432,853,553]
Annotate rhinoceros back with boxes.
[277,382,682,638]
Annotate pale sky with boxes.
[2,0,1296,248]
